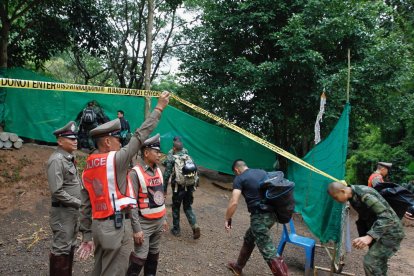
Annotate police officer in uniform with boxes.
[47,121,81,276]
[126,134,168,276]
[77,91,170,276]
[368,162,392,187]
[328,182,405,276]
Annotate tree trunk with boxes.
[144,0,154,119]
[0,20,10,68]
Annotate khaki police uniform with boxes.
[126,134,167,275]
[79,110,162,276]
[47,121,81,275]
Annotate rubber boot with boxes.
[144,252,159,276]
[126,252,145,276]
[267,256,289,276]
[226,241,255,275]
[50,253,71,276]
[193,226,201,239]
[68,246,75,275]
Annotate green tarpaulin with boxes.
[288,103,350,243]
[2,68,350,243]
[2,68,274,174]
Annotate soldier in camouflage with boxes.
[328,182,405,276]
[163,136,200,239]
[225,160,288,276]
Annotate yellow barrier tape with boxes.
[0,78,346,184]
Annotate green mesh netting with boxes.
[3,68,275,174]
[288,103,350,243]
[2,68,350,242]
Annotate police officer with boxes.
[77,91,170,276]
[225,160,288,276]
[126,134,168,276]
[368,162,392,187]
[163,137,200,239]
[47,121,81,276]
[328,182,405,276]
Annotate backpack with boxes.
[259,171,295,224]
[173,154,198,186]
[81,107,97,125]
[373,182,414,219]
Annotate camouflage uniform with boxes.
[163,148,198,235]
[244,211,278,261]
[350,185,405,276]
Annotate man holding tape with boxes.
[77,91,170,276]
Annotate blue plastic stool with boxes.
[277,219,315,275]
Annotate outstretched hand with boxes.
[77,241,94,260]
[155,91,170,111]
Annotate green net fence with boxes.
[1,67,350,243]
[288,103,350,243]
[2,68,275,174]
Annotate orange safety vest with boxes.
[368,172,383,187]
[82,151,137,219]
[131,165,166,219]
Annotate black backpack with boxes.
[259,171,295,224]
[373,182,414,219]
[81,107,97,125]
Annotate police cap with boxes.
[53,121,77,139]
[378,162,392,169]
[89,119,121,138]
[141,134,161,150]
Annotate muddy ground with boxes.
[0,144,413,275]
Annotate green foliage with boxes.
[346,124,413,184]
[178,0,414,172]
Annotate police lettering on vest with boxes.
[82,151,136,219]
[131,165,166,219]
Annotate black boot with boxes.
[126,252,145,276]
[50,253,71,276]
[267,256,289,276]
[226,241,255,275]
[68,247,75,275]
[144,252,159,276]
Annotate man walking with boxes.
[225,159,288,276]
[163,137,200,239]
[77,92,170,276]
[117,110,131,146]
[47,121,81,275]
[328,182,405,275]
[126,134,168,275]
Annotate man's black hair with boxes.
[232,159,245,172]
[117,110,124,115]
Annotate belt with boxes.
[51,202,65,208]
[98,213,131,220]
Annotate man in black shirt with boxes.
[225,159,288,276]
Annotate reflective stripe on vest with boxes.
[82,151,137,219]
[133,165,166,219]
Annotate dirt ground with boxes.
[0,144,413,276]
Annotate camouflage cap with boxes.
[53,121,77,139]
[378,162,392,169]
[142,134,161,150]
[89,119,121,138]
